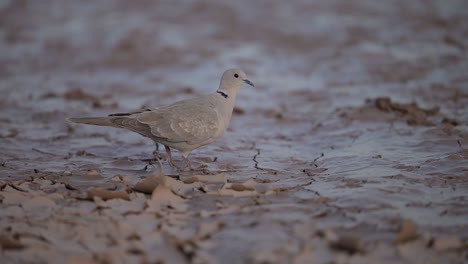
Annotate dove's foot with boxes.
[165,146,181,169]
[164,146,207,171]
[183,158,209,172]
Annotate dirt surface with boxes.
[1,0,468,263]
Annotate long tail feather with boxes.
[67,117,116,127]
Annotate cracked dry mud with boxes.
[1,0,468,263]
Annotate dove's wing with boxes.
[108,116,154,137]
[134,97,220,145]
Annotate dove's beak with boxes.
[244,79,254,87]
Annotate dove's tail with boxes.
[67,117,117,127]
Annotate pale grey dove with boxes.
[67,69,254,169]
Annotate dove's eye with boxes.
[234,74,239,78]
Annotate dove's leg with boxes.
[164,146,177,168]
[152,142,160,154]
[151,142,164,162]
[165,146,189,170]
[184,157,209,172]
[181,152,207,171]
[165,148,199,171]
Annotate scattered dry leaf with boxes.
[134,175,200,197]
[197,221,224,239]
[374,97,439,126]
[0,233,25,250]
[164,175,202,197]
[329,235,362,254]
[86,169,101,179]
[21,196,56,211]
[394,219,418,244]
[133,175,162,194]
[229,183,255,192]
[139,232,189,264]
[325,230,362,254]
[397,240,441,264]
[441,117,459,126]
[146,186,188,211]
[96,196,145,215]
[86,187,130,201]
[66,255,98,264]
[182,177,199,184]
[195,173,227,184]
[1,191,29,205]
[314,196,331,203]
[433,236,463,251]
[214,189,258,197]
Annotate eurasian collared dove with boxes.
[67,69,254,169]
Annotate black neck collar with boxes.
[217,91,228,98]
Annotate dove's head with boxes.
[218,69,254,94]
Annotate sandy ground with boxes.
[1,0,468,263]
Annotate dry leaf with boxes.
[133,175,162,194]
[0,205,24,218]
[397,240,440,264]
[1,191,29,205]
[147,186,188,212]
[433,236,462,251]
[328,235,362,254]
[140,232,189,264]
[163,175,202,197]
[313,196,330,203]
[96,196,145,215]
[0,233,25,250]
[125,213,160,238]
[21,196,56,211]
[66,255,97,264]
[182,177,199,184]
[212,188,257,197]
[192,250,217,264]
[197,221,224,239]
[86,169,101,179]
[195,173,227,184]
[134,175,200,197]
[394,219,418,244]
[86,187,130,201]
[230,183,255,192]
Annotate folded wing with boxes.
[135,101,220,145]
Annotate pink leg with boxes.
[164,146,177,167]
[165,148,198,171]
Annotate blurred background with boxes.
[2,0,467,102]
